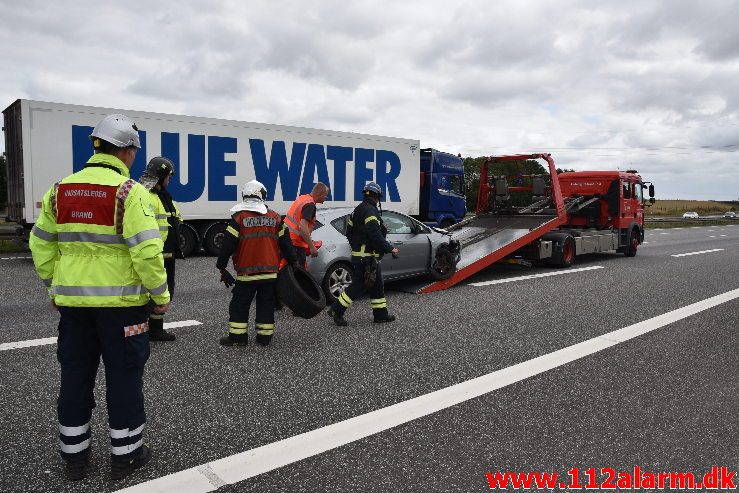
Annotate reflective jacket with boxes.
[150,189,183,259]
[284,194,315,249]
[29,153,170,307]
[347,198,393,257]
[216,209,297,282]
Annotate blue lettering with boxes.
[375,150,401,202]
[164,133,206,202]
[301,144,332,199]
[208,136,237,201]
[72,125,147,174]
[250,139,306,201]
[326,145,351,201]
[354,148,374,200]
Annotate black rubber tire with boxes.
[277,265,326,319]
[203,222,227,256]
[178,224,198,258]
[428,244,457,280]
[624,228,639,257]
[322,262,353,305]
[548,234,575,267]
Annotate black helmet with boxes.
[363,181,382,198]
[140,157,175,190]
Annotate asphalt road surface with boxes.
[0,225,737,492]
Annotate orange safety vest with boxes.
[283,194,316,249]
[232,209,282,280]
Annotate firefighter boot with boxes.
[148,316,176,341]
[255,334,273,346]
[219,334,248,346]
[373,308,396,324]
[327,305,348,327]
[110,444,152,481]
[62,450,90,481]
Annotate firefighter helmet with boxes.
[139,157,175,190]
[89,114,141,149]
[242,180,267,200]
[363,182,382,198]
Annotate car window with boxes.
[382,212,414,234]
[448,175,463,195]
[330,215,348,235]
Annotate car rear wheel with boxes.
[323,262,353,305]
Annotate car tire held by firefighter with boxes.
[277,264,326,319]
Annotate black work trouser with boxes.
[330,257,389,319]
[149,258,175,332]
[56,305,150,461]
[228,280,276,342]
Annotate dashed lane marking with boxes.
[0,320,202,351]
[469,266,603,287]
[0,256,32,260]
[671,248,725,258]
[114,287,739,493]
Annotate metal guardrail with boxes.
[645,216,736,222]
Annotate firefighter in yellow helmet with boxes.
[139,156,183,341]
[29,114,169,481]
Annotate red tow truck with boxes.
[420,153,655,293]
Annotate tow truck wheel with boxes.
[624,229,639,257]
[548,234,575,268]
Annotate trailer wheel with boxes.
[624,229,639,257]
[179,224,198,258]
[203,222,227,256]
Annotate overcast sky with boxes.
[2,0,738,200]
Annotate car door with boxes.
[380,211,431,278]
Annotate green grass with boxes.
[0,239,29,253]
[645,220,732,229]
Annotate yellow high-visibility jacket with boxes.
[29,153,170,307]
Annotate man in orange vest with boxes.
[283,182,329,267]
[216,180,298,347]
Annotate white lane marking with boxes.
[0,320,202,351]
[113,287,739,493]
[671,248,724,258]
[709,236,717,238]
[469,266,603,287]
[659,232,670,235]
[0,256,32,260]
[720,234,727,237]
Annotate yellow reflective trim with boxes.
[226,225,238,237]
[229,322,248,329]
[338,292,352,308]
[229,327,247,335]
[236,273,278,282]
[365,216,379,224]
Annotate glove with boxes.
[220,269,235,288]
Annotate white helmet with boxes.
[89,114,141,149]
[242,180,267,200]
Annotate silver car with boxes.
[306,207,454,303]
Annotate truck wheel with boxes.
[278,265,326,318]
[179,224,198,258]
[549,235,575,267]
[322,262,353,305]
[624,229,639,257]
[203,222,227,256]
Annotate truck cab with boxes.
[418,148,466,228]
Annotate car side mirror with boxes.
[648,184,655,198]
